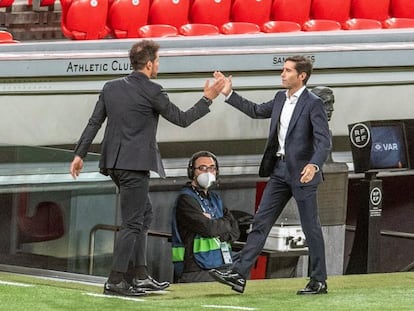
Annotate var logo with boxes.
[373,142,399,152]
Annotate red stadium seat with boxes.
[60,0,109,40]
[106,0,150,38]
[230,0,272,26]
[344,18,383,30]
[389,0,414,19]
[271,0,312,26]
[179,23,220,36]
[220,22,261,35]
[149,0,190,29]
[138,24,178,37]
[261,21,301,33]
[0,0,14,27]
[0,30,19,43]
[0,0,14,7]
[18,193,65,244]
[303,19,342,31]
[189,0,231,28]
[383,17,414,29]
[350,0,390,21]
[310,0,351,25]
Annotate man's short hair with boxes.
[285,55,313,85]
[129,40,160,71]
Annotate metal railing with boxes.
[346,225,414,272]
[88,223,171,275]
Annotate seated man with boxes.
[172,151,240,283]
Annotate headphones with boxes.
[187,150,219,180]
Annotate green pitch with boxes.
[0,271,413,311]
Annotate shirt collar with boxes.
[285,86,306,103]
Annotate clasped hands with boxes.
[203,71,233,101]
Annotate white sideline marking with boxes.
[0,280,33,287]
[84,292,145,302]
[36,276,103,287]
[203,305,257,310]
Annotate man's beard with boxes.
[150,70,157,79]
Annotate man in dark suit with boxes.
[209,56,331,295]
[70,40,225,297]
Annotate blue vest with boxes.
[172,187,229,277]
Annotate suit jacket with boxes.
[74,71,212,178]
[226,89,331,186]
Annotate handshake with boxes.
[203,71,233,102]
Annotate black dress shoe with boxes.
[208,269,246,293]
[103,279,146,297]
[132,276,170,291]
[297,280,328,295]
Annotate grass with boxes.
[0,271,413,311]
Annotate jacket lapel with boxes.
[269,92,286,141]
[286,89,308,138]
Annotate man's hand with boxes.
[203,76,225,100]
[213,71,232,96]
[300,164,316,183]
[70,155,84,179]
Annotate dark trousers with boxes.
[233,160,327,281]
[108,169,153,273]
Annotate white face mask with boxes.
[196,172,216,189]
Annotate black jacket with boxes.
[74,71,211,177]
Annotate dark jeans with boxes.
[108,169,153,273]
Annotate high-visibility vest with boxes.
[172,187,229,277]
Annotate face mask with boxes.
[196,172,216,189]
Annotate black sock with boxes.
[124,262,135,283]
[135,265,148,279]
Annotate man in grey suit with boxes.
[70,40,225,297]
[209,56,331,295]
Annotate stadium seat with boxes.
[189,0,231,28]
[0,0,14,7]
[106,0,150,38]
[350,0,390,22]
[230,0,272,26]
[220,22,261,35]
[0,30,19,43]
[138,24,178,37]
[383,17,414,29]
[261,21,301,33]
[270,0,312,26]
[179,23,220,36]
[303,19,342,31]
[60,0,109,40]
[0,1,14,40]
[389,0,414,19]
[18,193,65,244]
[148,0,190,29]
[343,18,383,30]
[386,0,414,29]
[310,0,351,25]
